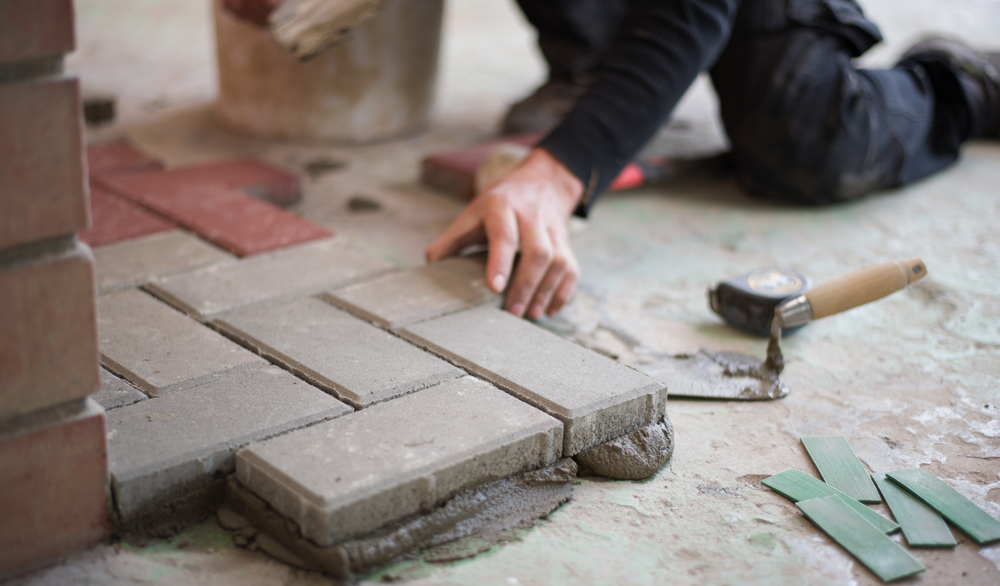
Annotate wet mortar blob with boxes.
[224,418,679,580]
[224,459,580,579]
[575,416,675,480]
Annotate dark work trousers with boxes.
[517,0,979,204]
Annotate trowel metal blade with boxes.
[637,350,788,401]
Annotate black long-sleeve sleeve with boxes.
[537,0,741,217]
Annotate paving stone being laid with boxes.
[761,468,899,534]
[96,158,302,208]
[93,229,235,294]
[97,289,266,396]
[85,140,163,177]
[236,375,563,546]
[801,436,881,504]
[871,473,956,548]
[401,305,667,455]
[215,297,463,408]
[107,364,351,524]
[94,367,147,410]
[887,468,1000,545]
[80,183,176,248]
[797,495,925,583]
[324,254,499,329]
[146,238,392,321]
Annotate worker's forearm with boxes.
[539,0,741,216]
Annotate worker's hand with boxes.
[223,0,279,27]
[426,147,584,320]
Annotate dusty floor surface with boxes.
[12,0,1000,584]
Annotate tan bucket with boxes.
[213,0,443,142]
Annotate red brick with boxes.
[0,242,100,419]
[0,0,75,64]
[0,76,88,249]
[80,183,174,248]
[98,183,331,257]
[86,141,163,178]
[420,133,542,200]
[0,400,111,580]
[97,159,302,207]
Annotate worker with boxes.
[225,0,999,321]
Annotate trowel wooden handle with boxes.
[806,258,927,320]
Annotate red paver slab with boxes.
[106,183,331,257]
[97,159,301,207]
[85,140,163,178]
[80,183,174,248]
[420,133,542,200]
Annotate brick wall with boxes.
[0,0,111,579]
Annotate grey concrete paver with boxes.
[98,289,266,396]
[324,254,499,329]
[144,237,392,321]
[93,229,235,294]
[235,375,563,546]
[215,297,462,408]
[402,306,667,455]
[93,367,148,410]
[108,364,351,521]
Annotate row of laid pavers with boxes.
[95,230,666,545]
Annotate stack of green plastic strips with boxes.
[761,436,1000,583]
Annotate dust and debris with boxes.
[736,473,770,487]
[697,483,740,498]
[347,194,383,213]
[303,158,347,178]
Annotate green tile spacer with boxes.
[798,495,925,583]
[872,473,956,548]
[801,436,881,503]
[887,468,1000,546]
[762,468,899,534]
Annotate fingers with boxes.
[524,227,578,320]
[424,207,487,263]
[528,231,578,319]
[505,212,554,317]
[482,197,519,293]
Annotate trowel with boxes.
[638,258,928,400]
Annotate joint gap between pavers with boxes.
[96,230,237,295]
[207,317,364,409]
[319,289,500,332]
[145,268,394,323]
[311,302,498,408]
[100,356,262,398]
[396,329,567,418]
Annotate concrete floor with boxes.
[13,0,1000,584]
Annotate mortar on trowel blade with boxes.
[666,258,928,400]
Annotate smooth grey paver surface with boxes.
[215,297,463,408]
[236,376,563,546]
[94,229,235,294]
[108,364,351,520]
[402,306,667,455]
[324,254,499,329]
[145,238,392,321]
[94,367,148,410]
[98,289,266,396]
